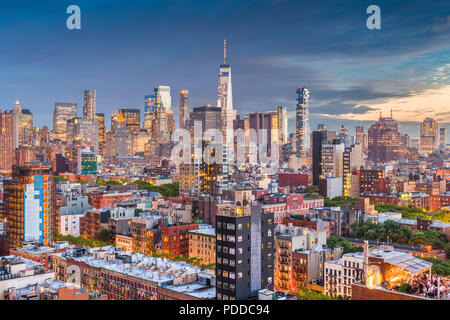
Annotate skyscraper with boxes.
[368,112,406,163]
[217,39,235,191]
[0,109,14,173]
[179,89,189,130]
[217,39,234,118]
[343,143,365,198]
[95,113,106,155]
[295,87,310,157]
[152,86,175,143]
[53,102,78,142]
[420,118,438,155]
[12,100,22,149]
[278,106,288,145]
[439,126,446,149]
[5,161,55,247]
[355,126,367,154]
[114,110,129,157]
[20,109,34,147]
[83,89,96,120]
[312,130,336,186]
[119,108,141,134]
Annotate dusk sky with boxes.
[0,0,449,136]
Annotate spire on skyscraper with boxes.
[224,38,227,65]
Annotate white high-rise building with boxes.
[217,39,236,191]
[12,100,22,149]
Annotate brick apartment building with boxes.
[161,223,199,257]
[89,192,133,209]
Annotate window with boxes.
[227,235,235,243]
[238,224,243,230]
[238,248,243,254]
[237,236,243,242]
[229,272,235,279]
[238,272,243,278]
[229,248,236,255]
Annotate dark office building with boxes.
[55,153,69,174]
[312,130,336,186]
[216,203,274,300]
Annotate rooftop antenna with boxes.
[224,38,227,65]
[379,108,382,119]
[390,108,393,119]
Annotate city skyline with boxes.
[0,0,449,136]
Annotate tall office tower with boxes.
[420,118,438,155]
[355,126,367,154]
[143,94,155,132]
[83,89,96,120]
[312,130,336,186]
[321,143,345,179]
[5,161,55,248]
[20,109,34,147]
[119,108,141,134]
[179,89,189,130]
[66,117,81,145]
[181,105,223,196]
[0,109,14,173]
[217,40,235,191]
[248,111,280,161]
[216,203,274,300]
[440,126,446,149]
[368,112,406,163]
[343,144,365,198]
[53,102,78,142]
[77,118,99,154]
[154,85,172,111]
[152,86,175,143]
[95,113,106,155]
[113,111,129,157]
[295,87,310,157]
[278,106,288,145]
[337,125,353,147]
[12,100,22,149]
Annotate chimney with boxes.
[363,240,369,286]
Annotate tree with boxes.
[327,236,363,254]
[304,185,318,194]
[94,229,112,243]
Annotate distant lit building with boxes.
[95,113,106,155]
[119,108,141,134]
[0,109,14,173]
[53,103,77,143]
[295,87,310,157]
[83,89,96,120]
[439,126,446,149]
[420,118,438,155]
[368,113,406,163]
[179,89,189,130]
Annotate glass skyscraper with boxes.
[295,87,310,157]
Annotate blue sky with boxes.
[0,0,449,136]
